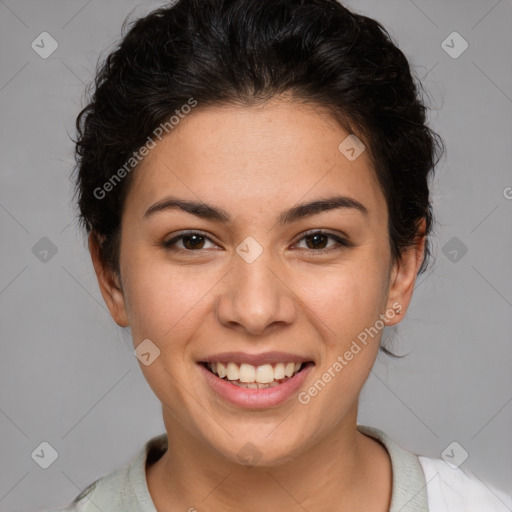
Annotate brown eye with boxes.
[295,230,351,253]
[180,234,206,250]
[304,232,330,250]
[163,231,217,252]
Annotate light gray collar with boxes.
[357,425,429,511]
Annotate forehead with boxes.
[125,100,386,223]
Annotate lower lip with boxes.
[198,362,314,409]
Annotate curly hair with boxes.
[72,0,444,346]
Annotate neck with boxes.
[146,408,391,512]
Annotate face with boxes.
[91,98,424,466]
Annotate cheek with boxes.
[292,258,389,344]
[120,249,218,342]
[120,252,212,412]
[296,266,387,422]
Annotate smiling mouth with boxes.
[200,361,314,389]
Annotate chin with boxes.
[210,431,307,468]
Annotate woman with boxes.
[46,0,511,510]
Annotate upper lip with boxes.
[198,351,313,366]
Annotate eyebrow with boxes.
[142,194,369,224]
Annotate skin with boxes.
[89,97,426,511]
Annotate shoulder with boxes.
[418,456,512,512]
[42,464,131,511]
[42,433,167,512]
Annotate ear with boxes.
[384,218,427,326]
[88,232,129,327]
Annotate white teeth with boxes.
[217,362,227,378]
[232,381,280,389]
[206,361,304,384]
[239,363,256,383]
[274,362,285,379]
[285,362,295,377]
[226,362,239,381]
[255,364,274,383]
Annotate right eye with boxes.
[163,231,219,252]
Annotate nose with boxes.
[215,247,296,336]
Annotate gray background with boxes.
[0,0,511,510]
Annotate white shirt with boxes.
[419,456,512,511]
[44,425,512,511]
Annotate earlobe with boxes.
[88,232,130,327]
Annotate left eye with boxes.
[294,231,351,253]
[163,230,350,253]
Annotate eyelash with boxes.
[162,230,352,255]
